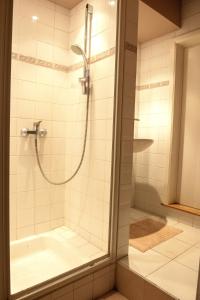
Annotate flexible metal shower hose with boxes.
[34,86,90,185]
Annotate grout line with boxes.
[152,242,192,261]
[145,236,200,276]
[172,260,199,273]
[145,258,174,278]
[128,208,200,296]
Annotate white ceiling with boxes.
[138,1,178,43]
[49,0,82,9]
[50,0,178,43]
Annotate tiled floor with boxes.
[99,291,128,299]
[10,226,105,294]
[120,208,200,300]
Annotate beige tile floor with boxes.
[99,291,128,299]
[120,208,200,300]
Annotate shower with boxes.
[21,3,93,185]
[9,0,118,294]
[71,44,88,69]
[71,44,90,95]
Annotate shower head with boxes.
[71,44,88,70]
[71,44,84,56]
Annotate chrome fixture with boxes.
[31,3,93,186]
[84,4,93,57]
[71,3,93,95]
[86,3,93,14]
[21,4,93,186]
[21,121,47,137]
[71,44,90,95]
[71,44,88,69]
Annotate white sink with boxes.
[133,139,154,153]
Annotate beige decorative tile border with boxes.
[12,52,69,72]
[136,80,170,91]
[12,47,115,74]
[125,41,137,53]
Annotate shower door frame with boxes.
[0,0,127,299]
[0,0,13,299]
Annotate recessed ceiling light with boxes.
[32,15,39,22]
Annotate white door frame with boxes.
[169,29,200,205]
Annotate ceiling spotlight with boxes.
[32,15,39,22]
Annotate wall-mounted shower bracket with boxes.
[21,121,47,137]
[79,69,90,95]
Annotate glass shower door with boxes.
[9,0,117,295]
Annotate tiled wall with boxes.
[133,0,200,225]
[10,0,71,241]
[133,37,173,212]
[64,0,117,251]
[37,264,115,300]
[10,0,117,250]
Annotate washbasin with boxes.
[133,139,154,153]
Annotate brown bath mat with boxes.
[129,218,182,252]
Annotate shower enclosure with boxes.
[9,0,117,296]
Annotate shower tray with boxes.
[10,227,105,294]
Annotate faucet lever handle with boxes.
[33,120,42,130]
